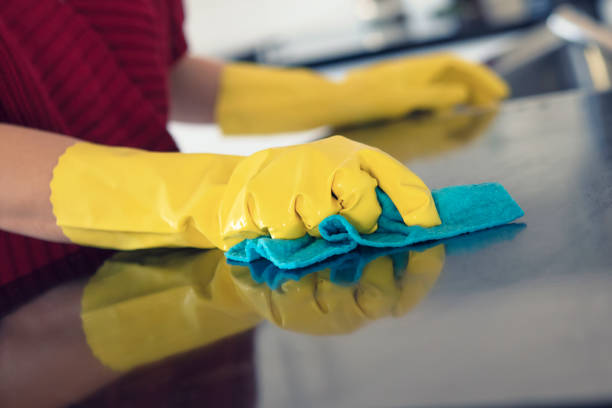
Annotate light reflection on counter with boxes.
[337,108,498,163]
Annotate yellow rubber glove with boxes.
[51,136,440,251]
[216,53,508,134]
[231,244,445,335]
[81,248,262,372]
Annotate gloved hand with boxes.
[216,53,508,134]
[230,244,445,335]
[51,136,440,251]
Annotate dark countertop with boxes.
[1,89,611,407]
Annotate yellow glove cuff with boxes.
[51,142,243,249]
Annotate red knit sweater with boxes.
[0,0,187,297]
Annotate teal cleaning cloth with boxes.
[225,183,524,269]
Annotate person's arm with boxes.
[168,54,508,134]
[0,56,223,241]
[1,126,440,251]
[169,56,224,123]
[0,124,75,243]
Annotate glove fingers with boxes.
[220,149,307,243]
[223,145,343,241]
[435,57,509,104]
[331,166,381,234]
[295,192,342,237]
[458,59,509,99]
[358,148,441,227]
[221,135,441,247]
[250,190,310,240]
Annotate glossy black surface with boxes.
[260,90,612,408]
[251,90,612,408]
[1,90,612,407]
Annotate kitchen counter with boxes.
[1,89,611,407]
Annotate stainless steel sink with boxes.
[492,5,612,98]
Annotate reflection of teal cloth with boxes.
[229,246,412,290]
[226,183,524,270]
[227,223,526,290]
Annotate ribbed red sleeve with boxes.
[0,0,190,292]
[168,0,189,64]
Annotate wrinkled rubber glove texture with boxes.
[219,135,441,247]
[51,136,439,251]
[226,183,524,269]
[216,53,508,134]
[338,110,498,163]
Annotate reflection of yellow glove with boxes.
[339,110,498,163]
[81,245,445,372]
[81,249,262,372]
[216,54,508,134]
[231,244,445,335]
[51,136,440,251]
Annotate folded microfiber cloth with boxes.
[225,183,524,269]
[227,222,526,290]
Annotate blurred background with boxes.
[171,0,612,153]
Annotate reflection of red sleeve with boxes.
[79,330,257,408]
[168,0,188,65]
[0,246,113,316]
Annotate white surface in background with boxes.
[168,123,329,155]
[183,0,357,56]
